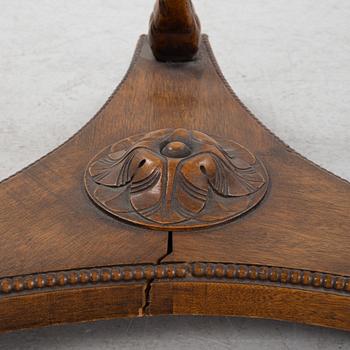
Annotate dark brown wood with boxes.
[149,0,201,61]
[149,282,350,331]
[0,0,349,333]
[2,263,350,299]
[0,284,145,333]
[0,38,168,279]
[85,128,268,231]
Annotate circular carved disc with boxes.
[84,129,269,231]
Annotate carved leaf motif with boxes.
[90,151,136,187]
[90,147,165,219]
[179,152,265,200]
[176,155,213,217]
[129,151,163,217]
[85,128,268,229]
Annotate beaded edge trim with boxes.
[1,263,350,296]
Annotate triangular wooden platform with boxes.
[0,0,349,333]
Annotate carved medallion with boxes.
[84,129,269,231]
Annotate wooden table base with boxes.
[0,1,349,333]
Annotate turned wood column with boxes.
[149,0,201,61]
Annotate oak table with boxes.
[0,0,349,339]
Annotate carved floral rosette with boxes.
[84,129,269,231]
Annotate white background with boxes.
[0,0,349,349]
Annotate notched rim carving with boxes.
[84,128,269,231]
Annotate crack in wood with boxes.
[142,231,174,315]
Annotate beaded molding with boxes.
[1,263,350,296]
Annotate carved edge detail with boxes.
[203,35,350,186]
[0,36,146,186]
[1,263,350,296]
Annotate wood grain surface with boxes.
[0,33,349,332]
[0,284,145,333]
[149,282,350,331]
